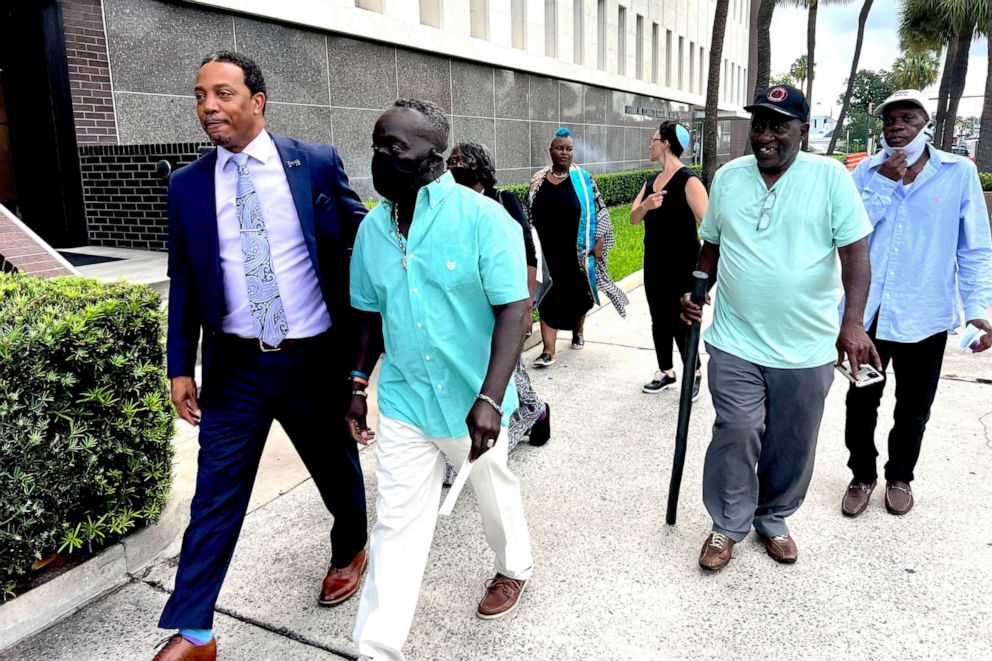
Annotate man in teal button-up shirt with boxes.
[841,90,992,519]
[346,99,534,661]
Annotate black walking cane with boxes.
[666,271,709,525]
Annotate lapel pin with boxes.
[286,159,301,168]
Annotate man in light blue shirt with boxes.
[346,99,534,660]
[682,86,878,571]
[841,90,992,518]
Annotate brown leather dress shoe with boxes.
[152,634,216,661]
[319,548,367,606]
[763,534,798,564]
[477,573,527,619]
[842,480,877,517]
[698,532,735,570]
[885,481,914,515]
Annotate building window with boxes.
[574,0,584,64]
[511,0,526,49]
[665,29,672,87]
[651,22,659,84]
[739,65,744,104]
[470,0,488,39]
[699,46,704,96]
[597,0,606,70]
[420,0,442,28]
[689,40,695,93]
[635,15,644,80]
[678,36,684,90]
[545,0,558,58]
[354,0,383,11]
[617,5,626,76]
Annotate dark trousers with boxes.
[159,332,368,629]
[844,323,947,484]
[644,277,699,373]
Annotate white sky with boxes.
[769,0,988,119]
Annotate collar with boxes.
[383,169,456,213]
[216,129,274,171]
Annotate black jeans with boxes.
[644,278,700,374]
[844,322,947,484]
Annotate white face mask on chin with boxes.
[881,126,930,167]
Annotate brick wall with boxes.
[80,143,209,250]
[0,209,76,277]
[60,0,118,145]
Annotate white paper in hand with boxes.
[439,455,474,516]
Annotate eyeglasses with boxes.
[649,137,662,144]
[757,189,777,231]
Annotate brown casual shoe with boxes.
[152,635,216,661]
[763,534,798,564]
[885,481,914,515]
[477,573,527,619]
[698,532,735,570]
[841,479,877,517]
[318,549,367,606]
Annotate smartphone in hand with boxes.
[836,361,885,388]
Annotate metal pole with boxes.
[666,270,709,525]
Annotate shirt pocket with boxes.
[429,246,478,292]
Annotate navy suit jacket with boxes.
[166,133,367,384]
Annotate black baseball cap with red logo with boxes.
[744,85,809,123]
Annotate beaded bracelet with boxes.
[475,393,503,416]
[350,370,369,380]
[350,376,369,387]
[352,390,368,398]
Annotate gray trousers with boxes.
[703,344,834,541]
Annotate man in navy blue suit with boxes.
[153,52,369,661]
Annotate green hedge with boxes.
[980,172,991,192]
[503,164,703,206]
[0,274,174,599]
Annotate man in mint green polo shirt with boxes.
[682,86,879,571]
[345,99,534,660]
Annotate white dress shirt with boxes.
[215,130,331,339]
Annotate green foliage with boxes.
[979,172,992,191]
[607,205,645,283]
[889,50,940,90]
[839,70,894,112]
[0,274,174,599]
[789,54,809,87]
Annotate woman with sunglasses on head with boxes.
[630,121,708,398]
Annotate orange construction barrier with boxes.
[845,152,868,170]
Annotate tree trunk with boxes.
[976,1,992,171]
[828,0,873,155]
[703,0,731,188]
[940,22,974,151]
[934,35,958,148]
[803,1,817,151]
[747,0,776,155]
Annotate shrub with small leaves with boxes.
[979,172,991,192]
[0,273,174,599]
[503,165,704,207]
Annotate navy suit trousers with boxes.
[158,330,367,629]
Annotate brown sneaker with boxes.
[318,549,367,606]
[763,534,798,564]
[698,532,735,570]
[885,481,914,515]
[477,573,527,620]
[841,480,877,517]
[152,635,216,661]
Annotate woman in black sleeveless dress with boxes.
[630,121,709,397]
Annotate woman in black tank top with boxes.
[630,121,709,397]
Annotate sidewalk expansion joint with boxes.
[941,374,992,385]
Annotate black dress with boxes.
[642,167,702,372]
[530,177,593,330]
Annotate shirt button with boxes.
[437,383,443,390]
[412,287,419,294]
[416,322,423,328]
[409,253,415,259]
[425,354,432,361]
[893,248,899,253]
[885,293,891,299]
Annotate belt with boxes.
[219,333,326,353]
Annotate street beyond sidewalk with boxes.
[4,283,992,660]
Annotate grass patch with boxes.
[607,204,643,282]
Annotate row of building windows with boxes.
[354,0,747,104]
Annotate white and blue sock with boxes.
[178,629,213,646]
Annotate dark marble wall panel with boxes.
[330,108,382,178]
[451,61,495,118]
[606,126,626,162]
[104,0,232,96]
[397,51,451,112]
[348,177,378,203]
[495,69,529,120]
[559,82,583,124]
[496,168,533,185]
[581,125,608,164]
[234,19,328,106]
[583,85,607,125]
[265,103,334,146]
[451,116,495,154]
[529,122,559,168]
[607,90,633,126]
[528,77,558,122]
[495,119,530,170]
[114,93,204,144]
[327,36,398,110]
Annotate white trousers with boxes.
[352,415,534,661]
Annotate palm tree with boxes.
[889,50,940,89]
[828,0,874,155]
[704,0,732,188]
[753,0,777,97]
[978,0,992,171]
[798,1,855,150]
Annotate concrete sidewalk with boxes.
[4,283,992,660]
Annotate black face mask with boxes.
[449,166,478,188]
[371,151,433,201]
